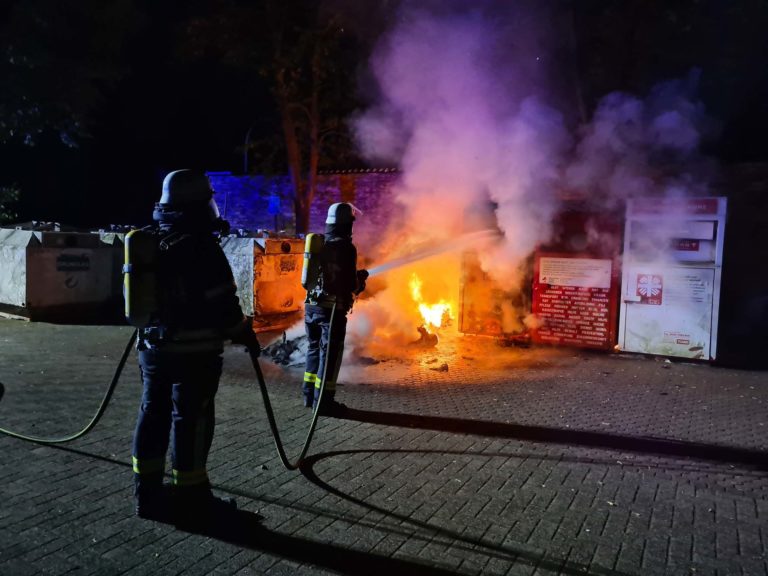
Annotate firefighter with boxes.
[130,169,259,526]
[303,202,368,413]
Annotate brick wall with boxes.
[207,172,296,234]
[207,170,403,255]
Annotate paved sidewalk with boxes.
[0,318,766,575]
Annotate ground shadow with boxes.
[184,506,628,576]
[336,407,768,470]
[39,443,628,575]
[9,445,469,575]
[154,508,467,576]
[298,449,630,576]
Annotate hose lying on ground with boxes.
[0,329,138,443]
[0,306,336,471]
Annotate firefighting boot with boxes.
[173,485,237,532]
[314,390,347,416]
[302,381,314,408]
[134,474,171,521]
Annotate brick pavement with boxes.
[0,317,766,575]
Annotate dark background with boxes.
[2,0,276,226]
[2,0,768,227]
[1,0,767,367]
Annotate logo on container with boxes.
[636,274,663,305]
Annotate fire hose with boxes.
[252,303,336,470]
[1,229,490,444]
[0,303,337,472]
[0,329,138,444]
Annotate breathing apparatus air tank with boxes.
[301,233,325,290]
[123,229,160,328]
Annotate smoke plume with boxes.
[343,1,716,357]
[354,3,569,274]
[565,69,717,210]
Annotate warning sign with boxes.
[636,274,663,305]
[532,254,618,350]
[539,257,611,289]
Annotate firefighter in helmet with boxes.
[303,202,368,413]
[130,169,259,525]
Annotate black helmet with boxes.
[152,170,227,232]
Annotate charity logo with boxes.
[636,274,663,305]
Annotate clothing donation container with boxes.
[618,197,726,360]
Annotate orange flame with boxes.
[409,272,453,331]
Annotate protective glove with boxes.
[230,317,261,356]
[355,269,369,295]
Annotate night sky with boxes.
[2,0,768,228]
[3,0,277,226]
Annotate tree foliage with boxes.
[0,0,137,147]
[183,0,364,233]
[0,184,19,224]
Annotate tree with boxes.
[0,0,137,147]
[1,0,138,222]
[183,0,365,234]
[0,185,19,224]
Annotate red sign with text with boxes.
[532,253,620,350]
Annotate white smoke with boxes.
[353,4,571,283]
[565,70,716,209]
[346,1,717,353]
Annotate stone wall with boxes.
[207,170,403,255]
[207,172,296,235]
[309,171,404,256]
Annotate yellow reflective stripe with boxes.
[132,455,165,475]
[303,372,317,383]
[315,380,336,391]
[172,468,209,486]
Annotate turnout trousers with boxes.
[303,304,348,406]
[132,348,222,496]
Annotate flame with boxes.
[409,272,453,331]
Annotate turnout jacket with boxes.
[139,231,244,352]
